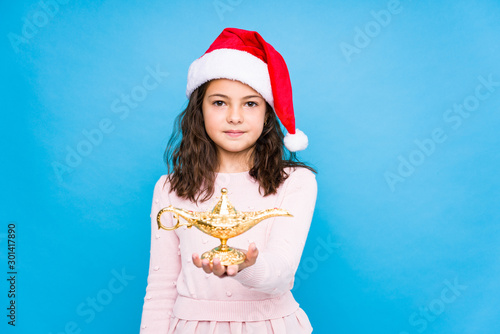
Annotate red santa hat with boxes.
[186,27,308,152]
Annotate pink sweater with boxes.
[140,167,317,333]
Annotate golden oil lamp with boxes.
[157,188,292,266]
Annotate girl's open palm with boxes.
[192,243,259,277]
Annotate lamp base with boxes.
[201,244,245,266]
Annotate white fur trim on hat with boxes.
[186,48,274,107]
[284,129,308,152]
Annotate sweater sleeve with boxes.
[232,168,318,294]
[139,176,181,333]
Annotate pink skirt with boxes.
[167,308,313,334]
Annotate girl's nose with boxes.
[226,106,243,124]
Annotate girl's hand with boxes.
[192,243,259,277]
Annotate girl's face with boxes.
[202,79,267,165]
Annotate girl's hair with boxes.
[163,81,317,203]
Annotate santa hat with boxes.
[186,27,308,152]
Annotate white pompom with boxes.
[284,128,308,152]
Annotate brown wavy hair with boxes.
[163,81,317,203]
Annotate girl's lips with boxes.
[224,131,244,138]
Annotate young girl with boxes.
[140,28,318,334]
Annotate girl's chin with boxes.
[216,146,254,155]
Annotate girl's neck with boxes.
[216,162,251,173]
[216,151,253,173]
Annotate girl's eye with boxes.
[213,101,225,107]
[246,101,258,107]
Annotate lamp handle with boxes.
[157,206,191,231]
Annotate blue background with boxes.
[1,0,499,333]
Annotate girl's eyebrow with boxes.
[207,94,264,99]
[208,93,229,99]
[242,95,263,99]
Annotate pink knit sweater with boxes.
[140,167,317,333]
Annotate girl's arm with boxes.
[231,167,318,294]
[140,176,181,333]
